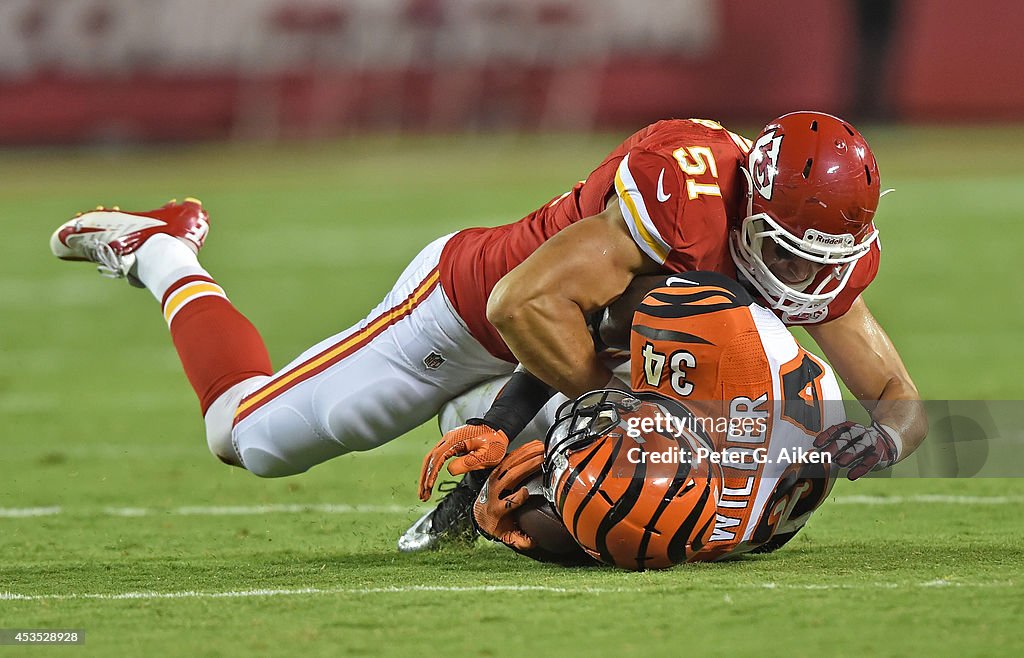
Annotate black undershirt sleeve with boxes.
[468,369,555,440]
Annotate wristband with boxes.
[478,370,555,439]
[873,422,904,462]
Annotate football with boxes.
[514,495,580,556]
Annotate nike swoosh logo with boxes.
[58,225,104,246]
[656,169,671,202]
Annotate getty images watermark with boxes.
[622,411,831,466]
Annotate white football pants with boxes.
[204,233,515,477]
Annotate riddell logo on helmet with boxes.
[750,129,783,200]
[804,229,855,248]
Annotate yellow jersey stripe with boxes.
[614,157,670,263]
[727,130,753,153]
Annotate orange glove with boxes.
[472,441,545,552]
[418,422,510,502]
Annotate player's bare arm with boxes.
[807,296,928,459]
[487,200,658,398]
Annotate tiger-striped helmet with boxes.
[542,389,721,570]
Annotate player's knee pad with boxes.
[233,446,303,478]
[207,377,348,478]
[203,376,270,469]
[233,403,352,478]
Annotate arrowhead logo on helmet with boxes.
[731,112,881,322]
[749,129,783,200]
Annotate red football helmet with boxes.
[730,111,881,322]
[542,389,722,570]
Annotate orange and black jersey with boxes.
[630,271,764,406]
[627,271,845,559]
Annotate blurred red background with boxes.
[0,0,1019,144]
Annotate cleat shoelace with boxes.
[84,241,127,279]
[429,470,489,539]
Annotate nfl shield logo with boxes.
[423,351,445,370]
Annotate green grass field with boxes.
[1,127,1022,656]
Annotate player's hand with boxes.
[472,441,545,551]
[418,421,510,501]
[814,421,903,480]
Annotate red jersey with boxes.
[437,119,878,362]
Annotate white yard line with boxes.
[1,581,1015,603]
[0,586,614,601]
[832,494,1024,505]
[171,504,415,515]
[0,507,62,518]
[1,494,1021,520]
[1,504,421,518]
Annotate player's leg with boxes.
[213,232,516,476]
[51,201,514,477]
[50,200,275,466]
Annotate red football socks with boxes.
[161,275,273,414]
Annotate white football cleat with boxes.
[50,198,209,287]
